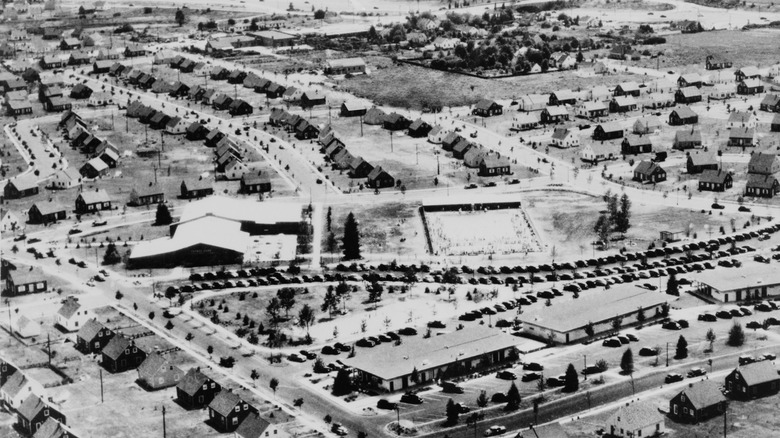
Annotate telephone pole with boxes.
[99,368,104,403]
[162,405,167,438]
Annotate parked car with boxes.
[687,367,707,377]
[331,423,348,436]
[639,347,659,356]
[662,321,681,330]
[738,355,755,365]
[711,203,725,210]
[521,372,541,382]
[497,371,517,380]
[484,426,506,437]
[603,338,622,347]
[287,353,305,363]
[442,381,464,394]
[716,310,732,319]
[698,313,717,322]
[377,399,397,410]
[400,392,423,404]
[522,362,544,371]
[665,373,684,383]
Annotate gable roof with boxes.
[672,106,697,119]
[607,401,663,432]
[749,153,778,173]
[209,390,242,416]
[177,368,211,396]
[623,135,652,147]
[634,160,664,175]
[733,360,779,386]
[8,175,39,192]
[680,380,727,409]
[675,129,702,143]
[78,189,111,204]
[597,121,623,133]
[617,81,640,92]
[17,393,48,421]
[235,412,271,438]
[1,371,29,398]
[729,127,754,139]
[77,318,105,341]
[728,111,753,124]
[747,174,778,189]
[544,105,569,116]
[688,151,716,166]
[102,335,132,360]
[57,297,80,319]
[138,352,182,380]
[32,418,74,438]
[474,99,500,111]
[551,127,573,140]
[699,169,730,184]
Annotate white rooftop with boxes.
[178,196,302,225]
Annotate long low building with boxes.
[177,196,302,235]
[341,326,518,392]
[689,265,780,303]
[421,194,523,212]
[518,285,671,344]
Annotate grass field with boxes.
[0,138,29,180]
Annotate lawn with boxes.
[0,136,29,180]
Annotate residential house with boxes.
[472,99,503,117]
[169,82,190,98]
[75,189,112,213]
[550,127,580,148]
[366,167,395,189]
[67,51,91,66]
[581,142,617,163]
[734,66,761,82]
[745,174,779,198]
[227,70,248,85]
[16,394,66,436]
[55,297,90,332]
[79,157,109,178]
[609,96,637,113]
[235,412,291,438]
[363,107,387,125]
[129,186,165,206]
[92,60,113,74]
[180,180,214,199]
[772,114,780,132]
[441,132,462,151]
[294,120,319,140]
[332,149,355,170]
[576,101,608,118]
[383,113,411,131]
[513,112,541,130]
[1,210,21,232]
[213,94,234,111]
[727,127,755,147]
[165,117,190,135]
[686,151,719,174]
[749,153,780,175]
[205,129,225,147]
[727,111,756,129]
[6,100,32,116]
[633,161,666,183]
[452,138,474,159]
[549,90,577,106]
[613,82,640,97]
[725,361,780,399]
[124,44,146,57]
[0,359,17,388]
[14,316,40,338]
[28,202,67,224]
[348,157,374,178]
[678,73,703,88]
[137,353,184,390]
[339,101,367,117]
[75,319,114,354]
[300,90,326,107]
[518,94,548,111]
[186,122,210,141]
[239,172,271,193]
[737,78,763,95]
[706,55,732,70]
[709,84,735,100]
[669,106,699,125]
[101,336,146,373]
[407,119,432,138]
[4,176,39,199]
[479,155,511,176]
[621,135,652,155]
[208,391,255,432]
[673,129,703,150]
[427,126,449,144]
[69,84,92,99]
[0,372,44,411]
[670,380,727,423]
[606,401,664,438]
[675,87,703,104]
[229,99,253,116]
[324,58,366,76]
[59,38,81,50]
[588,85,611,101]
[698,170,732,192]
[541,106,570,124]
[759,94,780,113]
[32,418,79,438]
[593,122,624,140]
[176,368,221,409]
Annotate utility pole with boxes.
[99,368,104,403]
[47,333,51,366]
[162,404,167,438]
[666,342,670,367]
[583,355,587,380]
[390,130,393,152]
[160,130,164,152]
[723,408,727,438]
[359,114,363,137]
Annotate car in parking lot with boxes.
[521,372,541,382]
[603,338,622,347]
[546,375,566,387]
[687,367,707,377]
[662,321,681,330]
[716,310,732,319]
[626,333,639,342]
[739,355,755,365]
[739,205,751,212]
[739,307,752,316]
[400,392,423,404]
[523,362,544,371]
[484,426,506,436]
[711,203,725,210]
[665,373,684,383]
[377,399,397,410]
[698,313,717,322]
[331,423,348,436]
[639,347,659,356]
[497,370,517,380]
[300,350,317,360]
[754,255,770,264]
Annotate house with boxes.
[180,180,214,199]
[366,166,395,189]
[549,90,577,106]
[229,99,253,116]
[28,202,67,224]
[427,126,449,144]
[169,82,190,98]
[633,161,666,183]
[577,101,608,119]
[441,132,462,151]
[67,51,91,66]
[432,37,458,50]
[709,84,735,100]
[745,174,779,198]
[669,106,699,125]
[332,149,355,170]
[686,151,718,174]
[4,176,39,199]
[124,44,146,57]
[550,128,580,148]
[621,135,652,155]
[674,129,703,150]
[137,353,184,390]
[675,87,702,104]
[69,84,92,99]
[513,112,541,131]
[75,189,112,213]
[205,129,226,147]
[16,394,66,436]
[240,172,272,193]
[208,391,255,432]
[727,127,755,147]
[176,368,221,409]
[0,372,44,411]
[737,78,764,95]
[223,159,249,180]
[76,319,114,354]
[734,66,761,82]
[213,94,234,111]
[165,117,190,135]
[609,96,637,113]
[339,101,367,117]
[325,58,366,76]
[88,93,113,107]
[699,169,732,192]
[759,94,780,113]
[518,94,548,111]
[452,138,474,159]
[706,55,732,70]
[60,38,81,50]
[678,73,703,88]
[101,336,146,373]
[472,99,503,117]
[461,146,485,167]
[363,107,387,125]
[227,70,248,85]
[670,380,727,423]
[613,82,640,97]
[0,359,17,388]
[1,210,21,232]
[6,100,33,116]
[541,106,570,124]
[188,85,208,101]
[186,122,210,141]
[294,120,319,140]
[593,122,624,140]
[606,401,664,438]
[581,142,617,163]
[15,315,40,338]
[55,297,90,332]
[44,96,72,112]
[79,157,109,178]
[324,139,346,158]
[32,418,78,438]
[479,155,511,176]
[727,111,756,129]
[282,87,302,103]
[265,83,286,99]
[609,44,635,60]
[383,113,411,131]
[725,361,780,399]
[235,412,291,438]
[348,157,374,178]
[588,85,611,102]
[301,90,326,107]
[407,119,432,138]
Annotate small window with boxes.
[673,405,678,415]
[232,417,238,425]
[202,384,208,390]
[681,395,685,402]
[243,404,248,410]
[44,409,49,416]
[235,406,240,413]
[683,407,688,415]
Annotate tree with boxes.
[706,328,716,351]
[368,281,383,302]
[368,25,378,41]
[595,213,610,245]
[675,335,688,359]
[266,297,281,324]
[314,9,326,19]
[615,193,631,233]
[103,242,121,265]
[611,316,623,332]
[445,398,459,425]
[505,382,521,410]
[326,206,332,231]
[620,348,634,375]
[584,321,595,338]
[175,9,185,26]
[563,364,579,392]
[165,320,174,330]
[332,369,353,395]
[666,273,679,296]
[207,345,214,355]
[297,304,315,341]
[155,203,172,225]
[728,322,745,347]
[269,377,279,397]
[476,390,488,407]
[342,212,361,260]
[277,288,296,317]
[411,367,419,384]
[321,287,340,317]
[636,306,645,324]
[78,5,86,15]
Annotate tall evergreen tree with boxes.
[445,398,459,425]
[505,382,521,410]
[155,203,173,225]
[675,335,688,359]
[666,273,679,296]
[332,369,353,395]
[342,212,361,260]
[103,242,121,265]
[728,322,745,347]
[563,363,579,393]
[620,348,634,375]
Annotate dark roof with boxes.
[623,135,651,147]
[57,297,80,319]
[102,335,132,360]
[747,174,778,189]
[235,412,271,438]
[474,99,500,111]
[77,318,105,341]
[368,166,391,180]
[680,380,726,408]
[17,393,47,421]
[699,169,729,184]
[209,390,242,416]
[634,160,664,175]
[177,368,211,396]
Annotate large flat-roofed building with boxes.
[248,30,297,47]
[421,194,522,212]
[518,285,671,344]
[324,58,366,76]
[689,265,780,302]
[342,326,518,392]
[176,196,301,235]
